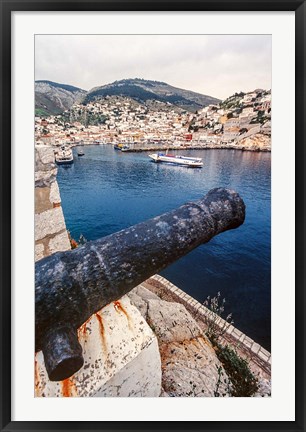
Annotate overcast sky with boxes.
[35,35,271,100]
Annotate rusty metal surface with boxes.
[35,187,245,381]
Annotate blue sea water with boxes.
[57,145,271,350]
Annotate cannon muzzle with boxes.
[35,187,245,381]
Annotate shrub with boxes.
[203,292,259,397]
[216,345,259,397]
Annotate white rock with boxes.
[49,181,61,205]
[48,231,71,254]
[35,296,162,397]
[35,207,66,241]
[160,337,231,397]
[146,299,202,343]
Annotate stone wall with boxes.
[35,145,71,261]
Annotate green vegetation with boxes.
[202,292,259,397]
[84,84,165,104]
[216,345,259,397]
[35,108,50,117]
[202,292,233,345]
[251,110,269,125]
[60,110,108,127]
[219,92,245,110]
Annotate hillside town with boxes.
[35,88,271,152]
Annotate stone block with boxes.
[35,168,57,188]
[35,187,52,214]
[49,181,61,205]
[128,284,161,319]
[127,290,148,318]
[133,285,160,301]
[35,207,67,241]
[35,243,45,262]
[257,349,271,363]
[243,336,253,349]
[251,342,261,355]
[239,333,246,342]
[160,336,230,397]
[232,328,243,339]
[225,324,235,335]
[36,145,55,166]
[96,337,161,397]
[48,231,71,254]
[146,299,202,343]
[35,295,162,397]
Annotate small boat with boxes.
[114,143,123,150]
[77,148,85,156]
[120,145,130,152]
[55,146,74,165]
[148,152,203,168]
[114,143,130,151]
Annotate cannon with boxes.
[35,188,245,381]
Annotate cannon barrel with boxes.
[35,187,245,381]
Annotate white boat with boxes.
[148,152,203,168]
[55,146,74,165]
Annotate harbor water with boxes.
[57,145,271,350]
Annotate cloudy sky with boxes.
[35,35,271,100]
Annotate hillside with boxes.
[35,78,220,116]
[35,80,86,116]
[84,78,220,112]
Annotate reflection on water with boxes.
[57,145,271,350]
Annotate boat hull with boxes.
[56,158,74,165]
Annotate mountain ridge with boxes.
[35,78,220,116]
[84,78,220,112]
[35,81,87,116]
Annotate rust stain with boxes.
[77,317,91,339]
[113,301,132,330]
[61,377,77,397]
[95,312,107,352]
[34,355,41,397]
[114,300,128,317]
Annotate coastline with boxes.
[70,141,271,153]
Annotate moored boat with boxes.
[114,143,123,150]
[120,145,130,152]
[148,152,203,168]
[55,146,74,165]
[114,143,130,151]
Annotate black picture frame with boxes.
[1,1,305,431]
